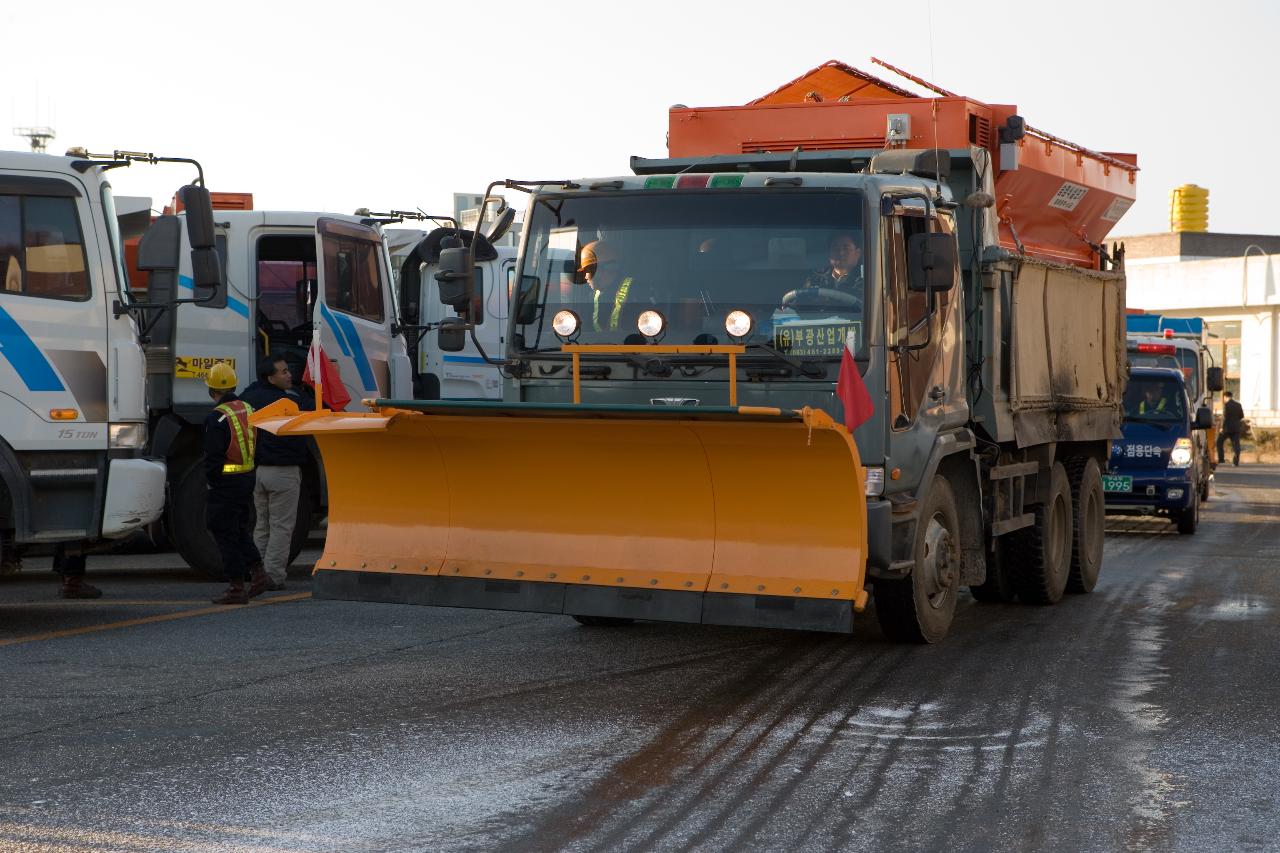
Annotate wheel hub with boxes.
[921,513,958,609]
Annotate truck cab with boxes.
[0,150,176,571]
[132,206,413,576]
[1126,314,1223,502]
[1105,366,1213,534]
[392,228,515,400]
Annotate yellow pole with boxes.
[572,352,581,404]
[729,352,738,406]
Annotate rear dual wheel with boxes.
[1065,457,1104,594]
[1008,462,1073,605]
[875,476,960,644]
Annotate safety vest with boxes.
[215,400,256,475]
[592,277,633,332]
[1139,398,1167,414]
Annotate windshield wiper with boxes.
[1124,415,1178,427]
[744,343,827,378]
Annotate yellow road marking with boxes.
[12,600,230,607]
[0,592,311,648]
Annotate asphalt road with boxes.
[1,466,1278,852]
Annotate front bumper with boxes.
[1104,471,1195,513]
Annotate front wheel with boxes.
[170,461,223,580]
[1175,490,1200,535]
[875,476,961,643]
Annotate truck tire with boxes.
[970,537,1016,603]
[1008,462,1071,605]
[875,476,960,643]
[1065,456,1104,594]
[572,615,635,627]
[173,462,311,579]
[1175,490,1199,535]
[1198,472,1211,503]
[0,531,19,576]
[170,461,223,580]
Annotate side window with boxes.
[323,236,384,322]
[0,194,90,300]
[884,205,952,430]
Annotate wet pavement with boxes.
[1,465,1278,852]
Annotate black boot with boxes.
[60,575,103,599]
[212,582,249,605]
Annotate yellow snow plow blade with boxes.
[252,398,870,633]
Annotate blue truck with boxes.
[1105,366,1213,533]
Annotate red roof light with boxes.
[1135,343,1177,354]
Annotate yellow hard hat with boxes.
[578,240,619,273]
[206,362,238,390]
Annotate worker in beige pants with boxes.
[252,465,301,587]
[241,357,311,591]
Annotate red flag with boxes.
[835,331,873,432]
[302,344,351,412]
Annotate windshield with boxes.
[514,189,866,357]
[1128,347,1199,400]
[1123,377,1186,422]
[100,183,131,295]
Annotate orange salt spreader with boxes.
[664,58,1137,269]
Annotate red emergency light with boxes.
[1134,343,1177,355]
[1163,328,1174,339]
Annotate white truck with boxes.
[391,225,516,400]
[125,202,413,576]
[0,149,217,573]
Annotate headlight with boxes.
[724,309,753,339]
[864,466,885,497]
[552,310,580,338]
[637,310,666,339]
[109,422,147,449]
[1169,437,1193,468]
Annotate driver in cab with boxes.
[579,240,636,333]
[803,232,864,301]
[1138,383,1170,415]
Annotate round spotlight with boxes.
[725,309,753,339]
[552,309,580,338]
[637,310,666,339]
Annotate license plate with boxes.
[1103,475,1133,493]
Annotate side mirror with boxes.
[907,232,957,293]
[438,317,467,353]
[189,246,223,293]
[486,207,516,244]
[435,244,473,311]
[515,275,541,325]
[1207,366,1225,392]
[1194,406,1213,430]
[180,185,216,250]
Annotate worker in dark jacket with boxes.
[1218,390,1246,466]
[240,356,313,591]
[203,362,263,604]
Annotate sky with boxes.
[3,0,1276,239]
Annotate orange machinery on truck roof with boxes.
[665,58,1137,269]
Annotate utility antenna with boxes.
[14,126,56,153]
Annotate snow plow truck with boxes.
[253,60,1135,642]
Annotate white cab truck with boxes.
[0,150,215,572]
[131,204,412,576]
[391,226,515,400]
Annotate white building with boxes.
[1119,232,1280,426]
